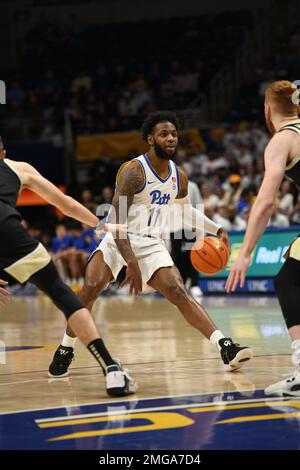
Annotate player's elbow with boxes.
[256,196,276,213]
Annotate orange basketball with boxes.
[190,236,229,275]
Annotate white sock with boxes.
[210,330,225,351]
[61,333,77,348]
[291,339,300,367]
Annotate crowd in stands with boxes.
[4,10,253,140]
[228,22,300,122]
[179,122,299,231]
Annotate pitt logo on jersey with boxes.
[150,190,171,205]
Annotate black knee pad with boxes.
[274,268,288,293]
[274,258,300,329]
[29,261,84,319]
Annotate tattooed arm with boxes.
[175,167,189,199]
[111,161,145,295]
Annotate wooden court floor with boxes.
[0,294,299,450]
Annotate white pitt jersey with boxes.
[126,154,180,238]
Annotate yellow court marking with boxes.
[41,343,60,351]
[42,412,194,441]
[216,412,300,424]
[187,401,300,425]
[188,401,300,413]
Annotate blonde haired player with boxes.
[226,80,300,396]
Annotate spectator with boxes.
[221,174,243,208]
[71,70,92,94]
[81,189,98,213]
[213,203,232,231]
[236,186,256,214]
[227,206,247,231]
[269,203,290,227]
[278,180,294,216]
[201,182,219,210]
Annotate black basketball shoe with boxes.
[48,345,74,378]
[219,338,253,371]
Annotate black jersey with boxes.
[0,159,22,224]
[280,122,300,186]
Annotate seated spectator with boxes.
[268,202,290,228]
[66,222,91,290]
[7,79,26,106]
[213,203,232,231]
[51,223,74,281]
[71,70,92,94]
[221,174,243,208]
[81,188,98,213]
[278,179,294,216]
[236,185,256,214]
[227,205,247,231]
[202,149,229,176]
[238,144,254,167]
[290,194,300,225]
[241,163,256,188]
[201,182,219,209]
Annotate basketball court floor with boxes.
[0,294,299,450]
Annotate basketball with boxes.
[190,236,229,275]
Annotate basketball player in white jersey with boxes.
[49,111,253,378]
[0,136,136,396]
[226,81,300,396]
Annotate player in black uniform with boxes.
[0,136,136,397]
[226,81,300,396]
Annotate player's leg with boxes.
[65,250,113,336]
[29,260,136,396]
[148,265,253,370]
[78,251,113,310]
[265,256,300,396]
[49,250,114,376]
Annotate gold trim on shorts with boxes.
[4,242,51,283]
[284,237,300,261]
[286,154,300,171]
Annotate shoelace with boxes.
[119,366,134,382]
[57,350,73,363]
[224,342,240,348]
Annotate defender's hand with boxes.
[225,255,250,293]
[120,260,142,296]
[95,222,128,239]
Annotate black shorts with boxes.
[0,216,50,283]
